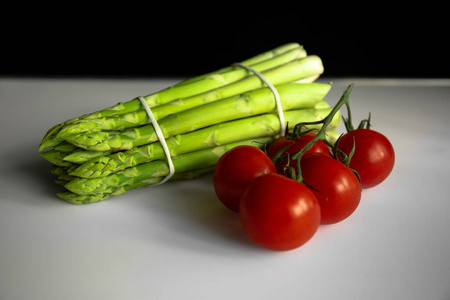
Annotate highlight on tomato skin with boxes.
[337,129,395,189]
[300,153,361,225]
[239,173,321,251]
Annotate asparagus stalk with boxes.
[39,81,331,167]
[61,82,330,151]
[39,149,75,167]
[63,137,274,196]
[50,54,323,143]
[45,96,333,166]
[38,43,313,151]
[51,165,77,185]
[57,167,215,204]
[69,105,340,178]
[45,109,339,177]
[41,148,114,166]
[54,124,341,204]
[103,44,309,112]
[174,43,303,86]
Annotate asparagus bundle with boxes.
[38,43,341,204]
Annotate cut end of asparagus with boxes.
[57,190,111,204]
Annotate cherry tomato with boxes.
[267,132,330,175]
[301,153,361,225]
[213,145,276,212]
[240,173,321,251]
[338,129,395,189]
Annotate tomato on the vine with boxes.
[240,173,321,251]
[301,153,361,225]
[338,129,395,189]
[267,132,330,175]
[213,145,276,212]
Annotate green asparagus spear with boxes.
[38,43,311,151]
[69,105,340,178]
[46,102,335,166]
[62,82,330,151]
[174,43,304,86]
[52,55,323,141]
[63,137,274,195]
[57,167,215,204]
[52,98,331,165]
[39,149,75,167]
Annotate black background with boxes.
[3,5,447,79]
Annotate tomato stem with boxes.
[288,84,355,182]
[342,98,355,132]
[343,94,372,131]
[357,112,372,129]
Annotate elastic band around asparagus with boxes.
[137,96,175,185]
[233,62,285,137]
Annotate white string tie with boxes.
[138,96,175,185]
[232,63,286,136]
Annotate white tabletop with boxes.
[1,77,449,300]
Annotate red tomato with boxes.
[338,129,395,189]
[301,153,361,225]
[213,145,276,212]
[267,132,330,175]
[240,173,321,251]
